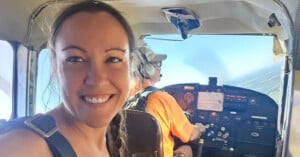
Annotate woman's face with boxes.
[54,12,130,127]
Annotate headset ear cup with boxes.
[139,63,156,79]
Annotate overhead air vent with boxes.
[162,8,200,39]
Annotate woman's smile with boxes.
[81,95,112,104]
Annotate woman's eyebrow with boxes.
[105,48,126,53]
[62,45,87,53]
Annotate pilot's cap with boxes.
[139,46,167,62]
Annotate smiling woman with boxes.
[0,1,135,157]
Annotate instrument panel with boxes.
[163,81,278,157]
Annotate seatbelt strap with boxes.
[124,86,159,112]
[24,114,77,157]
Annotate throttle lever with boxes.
[197,139,204,157]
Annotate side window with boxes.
[0,41,14,120]
[36,49,59,113]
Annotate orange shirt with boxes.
[146,90,194,157]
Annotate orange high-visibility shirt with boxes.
[146,90,194,157]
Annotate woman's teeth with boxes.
[84,96,109,104]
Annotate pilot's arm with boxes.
[155,91,205,142]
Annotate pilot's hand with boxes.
[190,123,206,141]
[195,123,206,136]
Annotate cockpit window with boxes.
[34,35,283,113]
[145,35,283,104]
[36,49,60,113]
[0,40,14,120]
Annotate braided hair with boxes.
[108,112,127,157]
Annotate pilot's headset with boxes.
[137,47,157,79]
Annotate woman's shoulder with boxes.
[0,127,51,157]
[0,126,45,143]
[0,115,56,157]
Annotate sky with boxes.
[144,35,277,87]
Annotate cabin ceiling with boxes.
[0,0,298,55]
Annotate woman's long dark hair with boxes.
[48,1,135,156]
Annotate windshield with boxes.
[35,34,284,113]
[144,34,284,104]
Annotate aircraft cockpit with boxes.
[163,77,279,157]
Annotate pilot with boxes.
[163,84,197,119]
[125,45,206,157]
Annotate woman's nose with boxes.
[84,61,108,85]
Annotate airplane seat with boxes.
[124,109,164,157]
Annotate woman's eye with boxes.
[107,57,122,63]
[65,56,85,63]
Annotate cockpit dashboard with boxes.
[163,80,278,157]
